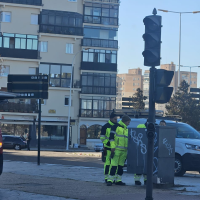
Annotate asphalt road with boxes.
[3,149,104,168]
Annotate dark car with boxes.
[2,135,27,150]
[0,131,3,175]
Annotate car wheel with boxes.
[14,144,21,150]
[175,155,185,176]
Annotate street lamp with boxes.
[66,48,89,150]
[179,65,200,88]
[158,9,200,89]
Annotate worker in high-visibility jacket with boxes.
[134,123,147,185]
[107,115,131,186]
[100,112,118,183]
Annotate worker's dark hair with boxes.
[160,120,166,124]
[110,112,117,119]
[122,115,131,122]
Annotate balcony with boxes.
[80,109,113,118]
[81,62,117,72]
[82,38,118,49]
[84,16,118,26]
[0,0,42,6]
[0,100,38,113]
[39,25,83,36]
[85,0,119,3]
[0,48,39,59]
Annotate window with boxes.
[2,33,38,50]
[82,49,117,64]
[84,26,118,40]
[84,4,119,25]
[29,67,36,75]
[81,72,116,95]
[40,41,48,52]
[81,96,116,118]
[31,14,38,25]
[39,63,72,88]
[0,65,9,76]
[66,44,73,54]
[38,125,65,141]
[1,12,11,22]
[65,97,69,106]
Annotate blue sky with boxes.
[118,0,200,87]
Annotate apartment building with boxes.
[79,0,119,148]
[0,0,86,149]
[117,68,143,109]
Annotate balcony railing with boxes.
[0,101,38,113]
[0,48,39,59]
[85,0,119,3]
[80,109,113,118]
[84,16,118,26]
[82,38,118,49]
[0,0,42,6]
[39,25,83,36]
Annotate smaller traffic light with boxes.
[155,69,174,103]
[142,9,162,67]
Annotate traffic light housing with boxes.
[155,69,174,103]
[142,13,162,67]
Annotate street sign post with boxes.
[7,74,49,166]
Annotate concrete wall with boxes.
[42,0,83,14]
[39,35,82,82]
[0,5,40,35]
[0,59,39,88]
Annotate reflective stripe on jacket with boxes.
[100,120,115,148]
[109,120,128,150]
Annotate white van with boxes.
[126,118,200,176]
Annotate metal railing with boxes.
[0,0,42,6]
[0,101,38,113]
[39,25,83,36]
[85,0,119,3]
[82,38,118,49]
[80,109,113,118]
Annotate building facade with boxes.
[79,0,119,149]
[0,0,120,149]
[0,0,112,149]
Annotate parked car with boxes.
[2,135,27,150]
[94,143,103,152]
[0,130,3,175]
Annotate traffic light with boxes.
[155,69,174,103]
[142,9,162,67]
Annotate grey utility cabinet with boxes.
[127,126,176,186]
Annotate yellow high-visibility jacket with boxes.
[100,120,115,149]
[137,124,146,128]
[109,120,128,151]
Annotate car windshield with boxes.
[167,123,200,139]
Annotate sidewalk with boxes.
[0,160,200,200]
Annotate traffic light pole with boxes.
[145,66,156,200]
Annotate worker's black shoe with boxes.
[105,179,107,183]
[144,180,147,185]
[113,180,115,184]
[115,181,126,186]
[135,181,142,185]
[107,181,112,186]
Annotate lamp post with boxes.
[179,65,200,88]
[158,9,200,89]
[66,48,89,150]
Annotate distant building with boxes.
[117,68,143,109]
